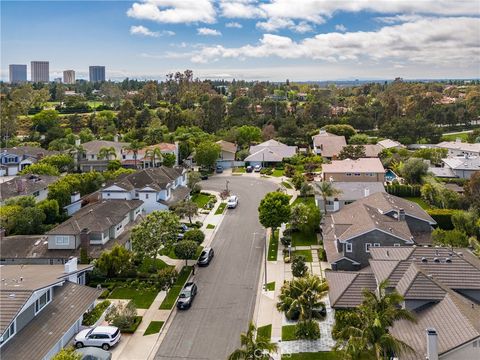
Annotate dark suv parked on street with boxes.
[177,282,198,310]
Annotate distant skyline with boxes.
[1,0,479,82]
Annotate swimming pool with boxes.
[385,169,398,182]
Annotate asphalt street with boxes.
[155,175,278,360]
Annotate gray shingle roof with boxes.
[312,132,347,158]
[314,181,385,202]
[396,263,446,301]
[80,140,129,155]
[326,271,376,308]
[0,175,59,202]
[1,146,59,158]
[109,166,183,192]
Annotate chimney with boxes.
[16,179,26,194]
[75,138,81,147]
[80,228,90,253]
[398,208,405,221]
[71,192,80,204]
[364,188,370,197]
[64,257,78,273]
[426,328,438,360]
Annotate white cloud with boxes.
[335,24,347,32]
[220,0,265,18]
[197,27,222,36]
[225,21,243,28]
[130,25,159,37]
[375,14,427,24]
[183,17,480,69]
[127,0,216,23]
[256,18,314,33]
[293,21,314,33]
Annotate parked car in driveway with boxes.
[74,326,121,351]
[177,223,190,240]
[246,165,253,173]
[177,282,197,310]
[254,165,262,172]
[227,195,238,208]
[198,247,214,266]
[216,165,224,173]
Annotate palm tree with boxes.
[145,146,163,168]
[124,140,145,169]
[277,274,328,321]
[335,280,416,360]
[315,181,342,215]
[228,322,278,360]
[98,146,117,160]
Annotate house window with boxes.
[345,243,352,253]
[55,236,69,246]
[91,155,94,159]
[346,173,352,176]
[354,173,361,176]
[35,290,51,314]
[326,200,334,205]
[394,243,400,247]
[145,193,149,199]
[33,191,40,197]
[122,155,126,159]
[365,243,372,253]
[116,224,122,231]
[0,321,15,345]
[374,243,380,247]
[344,201,354,205]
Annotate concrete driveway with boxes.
[154,175,278,360]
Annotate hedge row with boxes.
[427,209,455,230]
[82,300,111,326]
[385,184,421,197]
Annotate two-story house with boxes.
[100,166,188,213]
[79,139,129,172]
[46,199,144,250]
[326,247,480,360]
[322,158,386,182]
[0,258,101,360]
[216,140,237,168]
[322,192,436,271]
[0,174,59,205]
[0,146,59,176]
[121,143,179,169]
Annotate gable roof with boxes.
[46,199,143,235]
[378,139,404,149]
[442,156,480,171]
[396,263,446,301]
[326,271,376,308]
[363,144,383,157]
[126,143,177,159]
[216,140,237,154]
[323,158,385,174]
[436,141,480,153]
[248,140,297,160]
[81,140,128,155]
[312,131,347,158]
[1,146,59,158]
[0,174,59,201]
[315,181,385,201]
[107,166,184,192]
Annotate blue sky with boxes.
[1,0,479,81]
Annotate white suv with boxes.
[74,326,121,350]
[227,195,238,208]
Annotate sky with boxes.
[1,0,480,81]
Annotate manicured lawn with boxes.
[292,196,316,207]
[191,193,212,208]
[282,325,297,341]
[159,266,192,310]
[215,202,227,215]
[108,288,158,309]
[293,249,313,262]
[160,245,203,260]
[282,352,341,360]
[272,169,285,177]
[265,281,275,291]
[206,224,215,229]
[268,229,279,261]
[292,229,318,247]
[281,181,293,189]
[257,324,272,340]
[144,321,164,336]
[232,167,246,173]
[441,132,470,142]
[405,197,431,210]
[137,258,170,273]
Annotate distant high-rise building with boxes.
[9,64,27,84]
[89,66,105,83]
[31,61,49,82]
[63,70,75,84]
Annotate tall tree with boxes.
[124,140,145,169]
[174,240,198,266]
[145,146,163,168]
[98,146,117,160]
[338,145,367,160]
[195,141,221,169]
[228,322,278,360]
[174,200,198,224]
[258,192,291,231]
[315,182,342,215]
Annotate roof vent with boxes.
[445,257,452,263]
[421,257,428,263]
[457,252,463,257]
[386,250,390,257]
[433,257,440,263]
[8,293,15,298]
[435,249,439,256]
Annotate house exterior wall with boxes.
[456,289,480,303]
[219,150,235,161]
[102,190,133,200]
[338,229,410,268]
[323,172,385,182]
[453,168,477,179]
[404,215,433,233]
[47,234,78,250]
[114,214,130,238]
[331,258,360,271]
[15,303,35,334]
[441,338,480,360]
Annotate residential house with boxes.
[363,144,384,158]
[311,130,346,160]
[0,258,101,360]
[326,246,480,359]
[78,139,128,172]
[322,192,436,271]
[322,158,385,182]
[315,181,385,213]
[121,143,179,169]
[436,140,480,157]
[433,156,480,179]
[216,140,237,168]
[0,174,58,204]
[245,139,297,166]
[0,146,59,176]
[377,138,406,150]
[46,199,144,250]
[100,166,188,213]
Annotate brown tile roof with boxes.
[312,131,347,158]
[369,259,400,283]
[0,174,59,202]
[322,158,385,174]
[0,282,101,360]
[216,140,237,154]
[363,144,383,157]
[46,199,143,235]
[370,246,414,260]
[396,263,446,301]
[326,271,376,308]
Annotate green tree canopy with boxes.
[258,192,291,230]
[174,240,198,266]
[195,141,221,169]
[96,245,133,278]
[19,163,60,176]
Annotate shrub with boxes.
[106,301,138,330]
[280,235,292,247]
[291,255,308,277]
[98,289,110,299]
[318,248,327,262]
[183,229,205,244]
[427,209,455,230]
[156,267,178,290]
[385,184,421,197]
[120,316,143,334]
[295,320,320,340]
[260,168,273,175]
[82,300,111,326]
